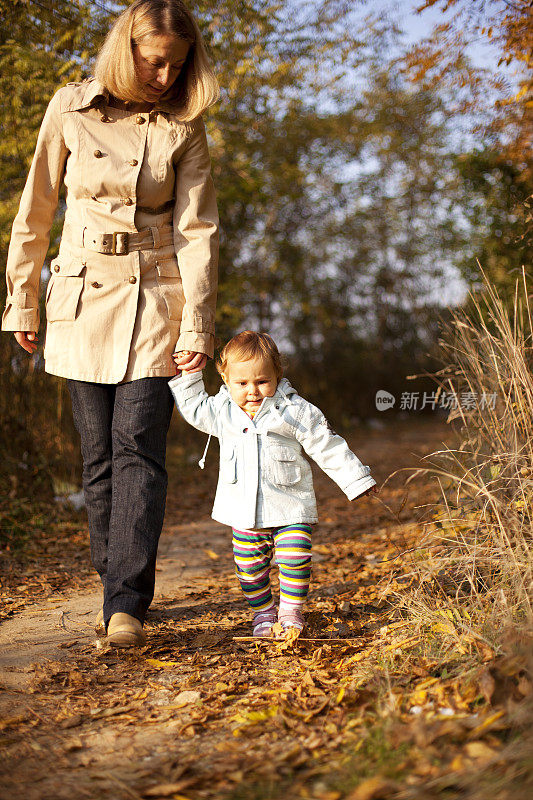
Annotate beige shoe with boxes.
[107,613,146,648]
[95,609,106,636]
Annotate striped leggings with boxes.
[232,524,312,612]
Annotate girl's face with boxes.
[222,356,279,414]
[133,34,190,102]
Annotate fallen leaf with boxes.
[146,658,181,669]
[143,783,195,798]
[60,714,85,729]
[469,710,506,737]
[346,777,398,800]
[464,741,498,761]
[172,690,201,708]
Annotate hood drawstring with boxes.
[198,434,212,469]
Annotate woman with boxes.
[2,0,219,647]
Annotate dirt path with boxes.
[5,419,511,800]
[0,520,229,685]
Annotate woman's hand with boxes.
[172,349,207,374]
[14,332,38,354]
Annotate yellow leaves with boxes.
[409,688,428,707]
[146,659,182,669]
[346,777,398,800]
[335,684,347,704]
[231,704,279,735]
[204,548,219,560]
[470,710,506,738]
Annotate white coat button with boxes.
[54,264,60,273]
[129,276,137,284]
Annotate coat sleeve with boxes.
[2,89,68,333]
[173,116,219,359]
[292,400,376,500]
[168,371,221,437]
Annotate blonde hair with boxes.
[94,0,219,121]
[216,332,284,381]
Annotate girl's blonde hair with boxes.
[216,332,284,380]
[94,0,219,121]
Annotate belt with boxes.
[73,223,174,255]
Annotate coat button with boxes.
[129,276,137,284]
[91,281,100,288]
[100,115,110,123]
[123,197,133,206]
[94,149,103,158]
[129,159,138,166]
[243,427,248,433]
[54,264,60,272]
[136,115,145,124]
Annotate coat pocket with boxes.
[219,444,237,484]
[156,256,183,321]
[267,445,302,486]
[46,259,85,322]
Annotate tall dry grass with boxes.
[401,265,533,653]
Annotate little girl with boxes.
[169,332,377,637]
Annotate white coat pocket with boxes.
[46,259,85,322]
[220,444,237,483]
[267,445,302,486]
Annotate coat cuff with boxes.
[175,330,214,359]
[1,302,40,332]
[168,370,204,401]
[344,475,376,501]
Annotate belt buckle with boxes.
[112,232,129,255]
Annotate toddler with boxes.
[169,332,377,637]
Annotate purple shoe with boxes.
[252,609,277,637]
[278,608,305,632]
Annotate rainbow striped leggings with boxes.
[231,524,312,612]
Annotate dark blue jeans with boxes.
[67,377,174,626]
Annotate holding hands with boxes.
[172,349,207,374]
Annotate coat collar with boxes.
[63,77,184,115]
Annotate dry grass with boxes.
[398,265,533,653]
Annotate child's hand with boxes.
[172,350,208,374]
[359,485,379,499]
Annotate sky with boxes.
[378,0,504,71]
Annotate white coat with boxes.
[169,372,376,529]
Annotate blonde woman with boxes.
[2,0,219,647]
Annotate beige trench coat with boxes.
[2,79,219,383]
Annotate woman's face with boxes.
[133,34,190,102]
